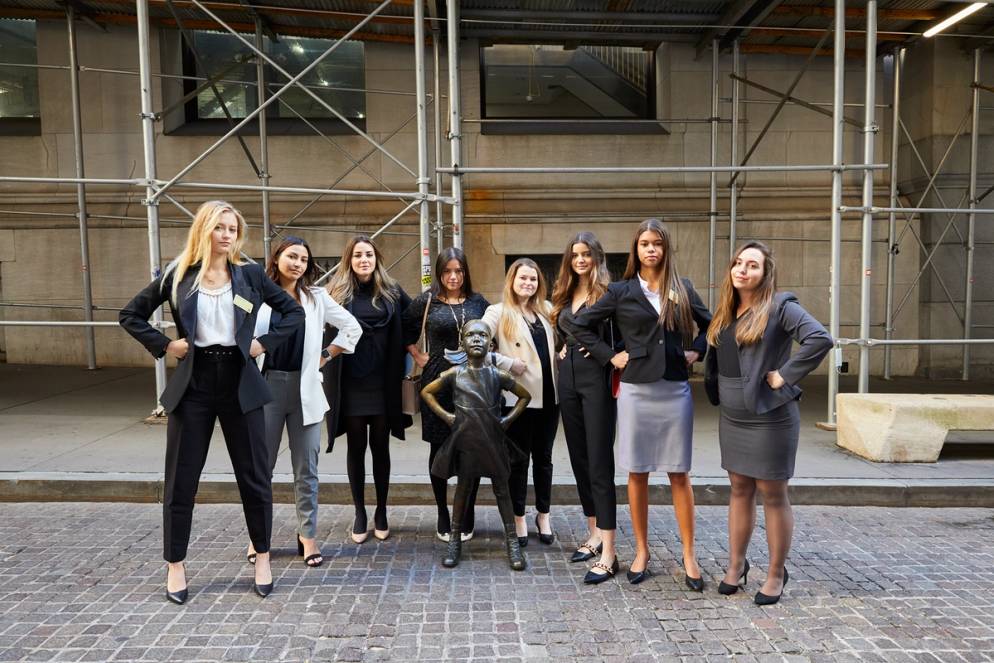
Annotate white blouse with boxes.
[637,274,662,314]
[194,282,237,347]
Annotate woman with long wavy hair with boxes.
[561,219,711,588]
[550,232,621,583]
[482,258,559,550]
[120,201,304,603]
[249,236,361,567]
[325,235,414,543]
[704,241,832,605]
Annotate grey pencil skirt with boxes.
[718,374,800,481]
[616,378,693,473]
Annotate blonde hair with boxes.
[499,258,551,341]
[624,218,694,345]
[162,200,247,305]
[707,241,777,347]
[328,235,399,308]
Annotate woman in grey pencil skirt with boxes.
[704,241,832,605]
[563,219,712,588]
[250,236,362,567]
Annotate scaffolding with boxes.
[0,0,991,422]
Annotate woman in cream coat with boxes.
[483,258,559,548]
[251,236,361,567]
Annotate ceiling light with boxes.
[923,2,986,38]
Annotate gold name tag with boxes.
[233,294,253,313]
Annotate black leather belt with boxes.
[195,345,240,360]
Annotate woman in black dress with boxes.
[324,235,413,543]
[550,232,621,583]
[704,241,832,605]
[403,248,524,542]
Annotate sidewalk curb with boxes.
[3,476,994,507]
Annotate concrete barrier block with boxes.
[837,393,994,462]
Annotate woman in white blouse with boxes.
[250,236,361,567]
[120,201,304,604]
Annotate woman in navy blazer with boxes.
[563,219,711,587]
[705,241,832,605]
[120,200,304,605]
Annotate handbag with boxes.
[401,297,431,416]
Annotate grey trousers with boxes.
[264,370,321,539]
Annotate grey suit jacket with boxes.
[704,292,833,415]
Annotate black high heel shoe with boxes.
[627,556,652,585]
[685,573,705,592]
[298,536,323,568]
[535,514,554,545]
[754,566,788,605]
[165,563,187,605]
[718,559,750,595]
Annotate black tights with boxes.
[345,415,391,531]
[450,475,514,536]
[429,442,479,535]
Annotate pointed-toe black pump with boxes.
[718,559,750,596]
[754,566,788,606]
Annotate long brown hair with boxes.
[624,218,693,342]
[707,241,777,347]
[328,234,399,308]
[550,232,611,327]
[499,258,551,341]
[266,236,316,303]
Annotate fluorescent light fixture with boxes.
[923,2,987,38]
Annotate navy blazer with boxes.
[562,277,712,384]
[703,292,833,415]
[119,261,305,414]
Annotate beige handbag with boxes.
[401,298,430,416]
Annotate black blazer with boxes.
[119,261,305,414]
[321,286,414,450]
[703,292,833,415]
[562,277,712,384]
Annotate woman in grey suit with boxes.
[704,241,833,605]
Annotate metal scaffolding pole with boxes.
[708,38,719,309]
[447,0,464,249]
[826,0,845,425]
[884,48,903,380]
[858,0,877,394]
[66,5,97,371]
[729,40,740,258]
[432,31,444,254]
[136,0,167,414]
[414,0,432,293]
[963,48,981,380]
[255,18,272,266]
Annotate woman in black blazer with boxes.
[551,232,621,583]
[705,241,832,605]
[120,200,304,604]
[563,219,711,587]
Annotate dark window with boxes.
[176,30,365,135]
[0,19,40,135]
[481,44,661,135]
[504,253,629,291]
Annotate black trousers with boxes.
[559,347,618,530]
[163,348,273,562]
[505,404,559,517]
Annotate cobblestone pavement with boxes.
[2,503,993,662]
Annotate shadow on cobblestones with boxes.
[1,504,993,662]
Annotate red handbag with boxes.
[611,368,622,399]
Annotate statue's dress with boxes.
[429,363,526,482]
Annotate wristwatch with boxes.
[320,347,331,360]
